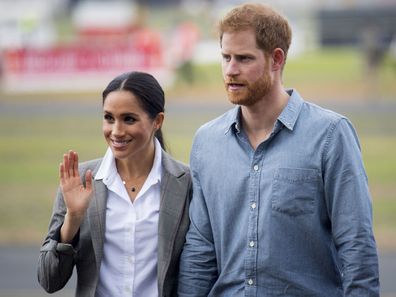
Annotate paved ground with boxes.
[0,246,394,297]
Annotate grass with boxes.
[361,136,396,184]
[0,48,395,249]
[167,47,396,102]
[0,112,395,249]
[360,136,396,250]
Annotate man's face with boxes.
[221,29,273,106]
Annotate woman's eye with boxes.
[104,114,113,121]
[124,116,136,123]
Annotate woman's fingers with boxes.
[68,150,74,177]
[73,151,79,177]
[59,163,64,181]
[63,153,69,178]
[61,151,80,181]
[85,170,93,192]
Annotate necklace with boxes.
[122,180,136,192]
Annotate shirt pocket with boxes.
[271,167,319,216]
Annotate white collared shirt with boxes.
[94,139,162,297]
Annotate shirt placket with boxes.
[244,148,263,297]
[123,207,136,296]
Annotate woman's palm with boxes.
[60,151,93,216]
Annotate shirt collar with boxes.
[224,106,241,135]
[224,88,304,134]
[145,138,163,186]
[95,147,117,183]
[277,89,304,131]
[94,138,163,186]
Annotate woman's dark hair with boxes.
[102,71,166,150]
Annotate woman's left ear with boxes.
[154,112,165,130]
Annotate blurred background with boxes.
[0,0,395,296]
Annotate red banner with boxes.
[3,45,163,75]
[0,40,173,93]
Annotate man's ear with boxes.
[271,48,285,72]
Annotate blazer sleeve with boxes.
[37,186,78,293]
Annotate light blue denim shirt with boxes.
[178,90,379,297]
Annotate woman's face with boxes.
[102,90,163,161]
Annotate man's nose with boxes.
[225,59,240,77]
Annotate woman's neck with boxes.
[116,144,155,180]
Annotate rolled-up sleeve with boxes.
[37,188,77,293]
[323,118,379,296]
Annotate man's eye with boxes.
[239,56,250,62]
[222,55,231,62]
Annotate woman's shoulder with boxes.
[162,151,190,177]
[79,158,103,173]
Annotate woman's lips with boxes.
[111,139,131,149]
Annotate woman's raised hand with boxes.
[60,151,93,218]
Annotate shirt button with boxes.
[128,256,134,263]
[251,202,257,209]
[249,241,255,247]
[248,279,254,285]
[253,165,259,171]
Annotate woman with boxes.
[38,71,192,297]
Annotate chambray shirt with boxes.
[178,90,379,297]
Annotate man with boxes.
[178,3,379,297]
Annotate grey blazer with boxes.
[38,150,192,297]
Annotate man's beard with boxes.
[225,71,272,106]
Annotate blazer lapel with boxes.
[157,151,189,284]
[87,163,108,274]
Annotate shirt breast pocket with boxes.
[271,168,319,216]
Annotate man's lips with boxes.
[227,82,245,91]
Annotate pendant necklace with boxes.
[122,180,136,192]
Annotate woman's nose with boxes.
[112,122,125,137]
